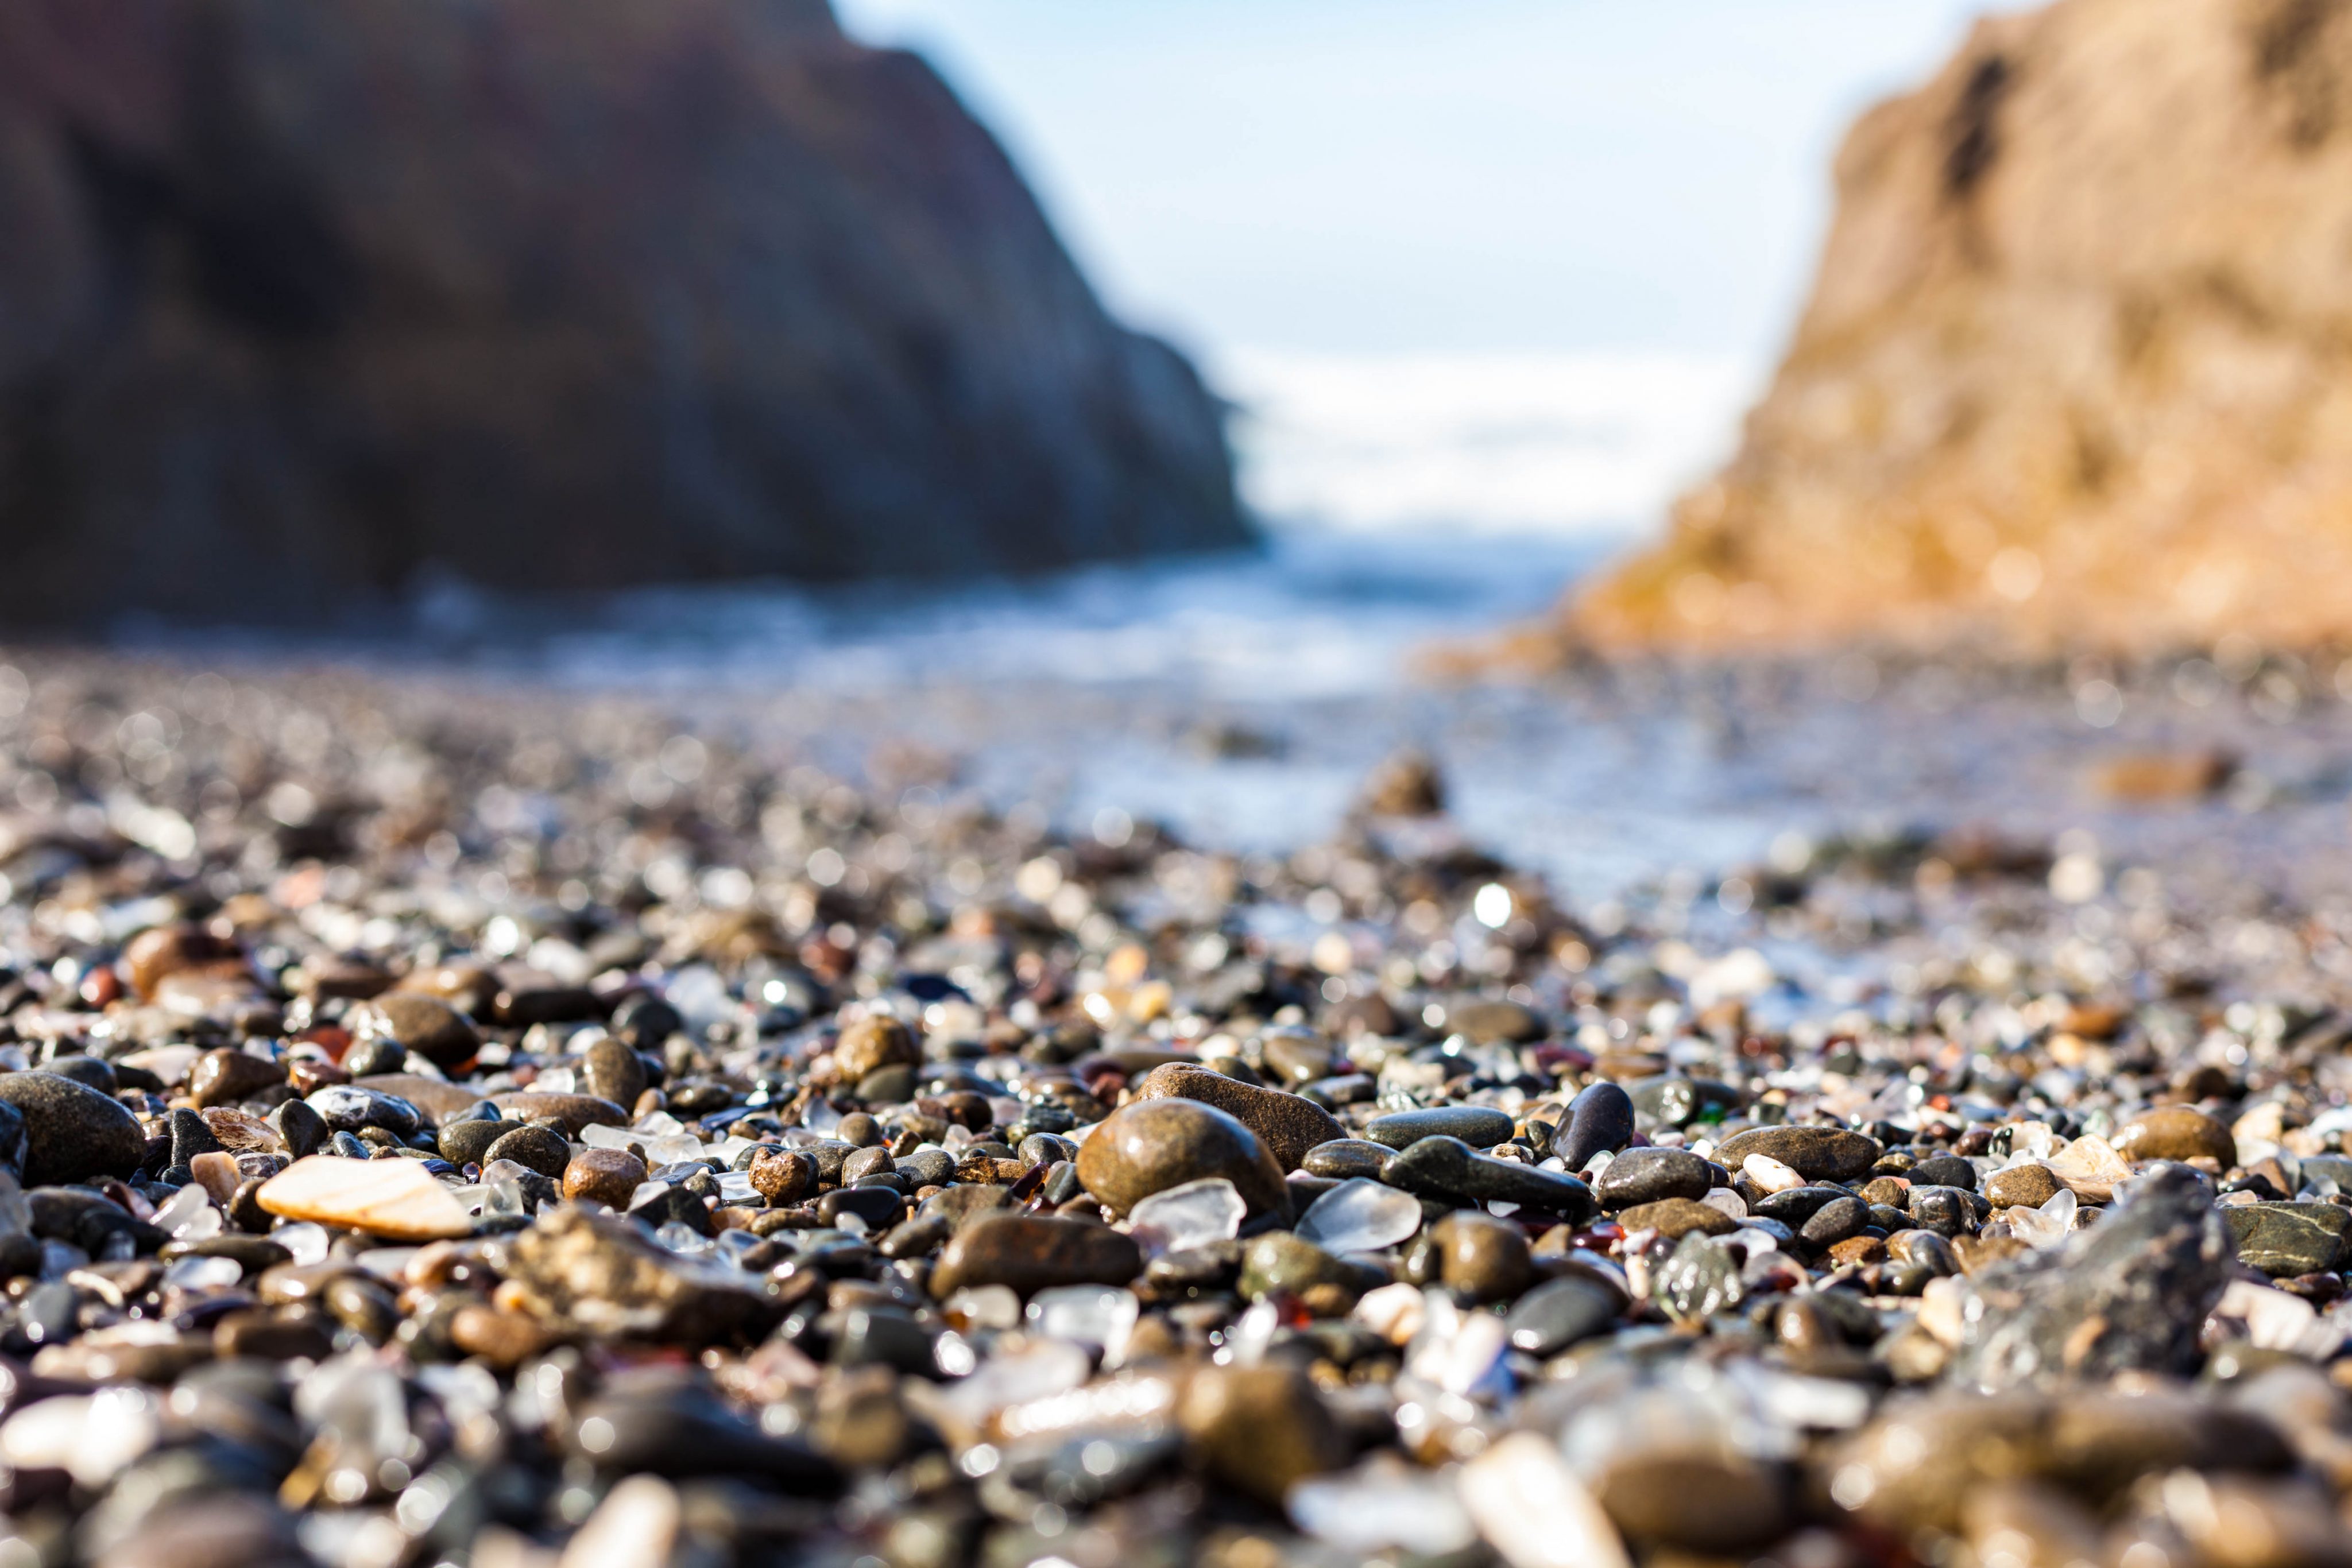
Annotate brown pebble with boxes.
[351,993,482,1070]
[189,1151,243,1206]
[2113,1106,2238,1168]
[1829,1234,1887,1267]
[750,1148,817,1205]
[563,1148,649,1209]
[1618,1197,1738,1240]
[834,1015,920,1081]
[449,1302,549,1368]
[213,1308,334,1361]
[1433,1211,1533,1302]
[188,1048,285,1109]
[1984,1163,2064,1209]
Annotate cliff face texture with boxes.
[1575,0,2352,652]
[0,0,1247,628]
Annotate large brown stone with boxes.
[1074,1097,1291,1222]
[929,1214,1142,1297]
[1570,0,2352,653]
[0,0,1245,629]
[2114,1106,2237,1167]
[1176,1365,1349,1507]
[1130,1062,1345,1172]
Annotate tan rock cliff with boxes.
[1573,0,2352,652]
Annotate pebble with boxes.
[581,1035,649,1106]
[436,1116,510,1169]
[1622,1195,1740,1240]
[1798,1194,1870,1248]
[833,1015,919,1080]
[1129,1062,1344,1170]
[304,1084,420,1138]
[254,1155,473,1240]
[0,1071,148,1184]
[485,1123,573,1179]
[557,1147,649,1213]
[1592,1145,1712,1208]
[1905,1184,1981,1238]
[1985,1162,2064,1209]
[748,1148,817,1205]
[1433,1211,1533,1300]
[186,1048,284,1109]
[1363,1105,1516,1150]
[485,1091,629,1137]
[1711,1125,1882,1183]
[2115,1105,2239,1167]
[929,1214,1143,1295]
[1910,1153,1978,1190]
[352,1073,483,1126]
[1552,1079,1635,1170]
[1504,1273,1622,1355]
[1958,1167,2230,1388]
[1382,1136,1597,1219]
[2226,1203,2352,1276]
[505,1205,772,1342]
[1074,1097,1290,1219]
[1176,1364,1348,1505]
[350,992,482,1069]
[1301,1138,1393,1179]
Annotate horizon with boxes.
[835,1,2024,537]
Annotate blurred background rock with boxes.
[0,0,1244,629]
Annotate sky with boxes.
[833,1,2019,533]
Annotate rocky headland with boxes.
[0,0,1247,630]
[1573,0,2352,653]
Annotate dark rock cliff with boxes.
[0,0,1249,628]
[1572,0,2352,652]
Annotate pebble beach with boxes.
[1,646,2351,1568]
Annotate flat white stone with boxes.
[0,1388,162,1487]
[257,1155,473,1241]
[1460,1432,1632,1568]
[561,1474,679,1568]
[1027,1285,1139,1362]
[161,1255,243,1291]
[1289,1456,1476,1555]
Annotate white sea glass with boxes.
[1295,1178,1421,1254]
[1128,1177,1245,1255]
[1026,1286,1139,1362]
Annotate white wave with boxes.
[1213,347,1758,537]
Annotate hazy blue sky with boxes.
[835,1,2014,365]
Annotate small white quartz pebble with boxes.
[1460,1432,1632,1568]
